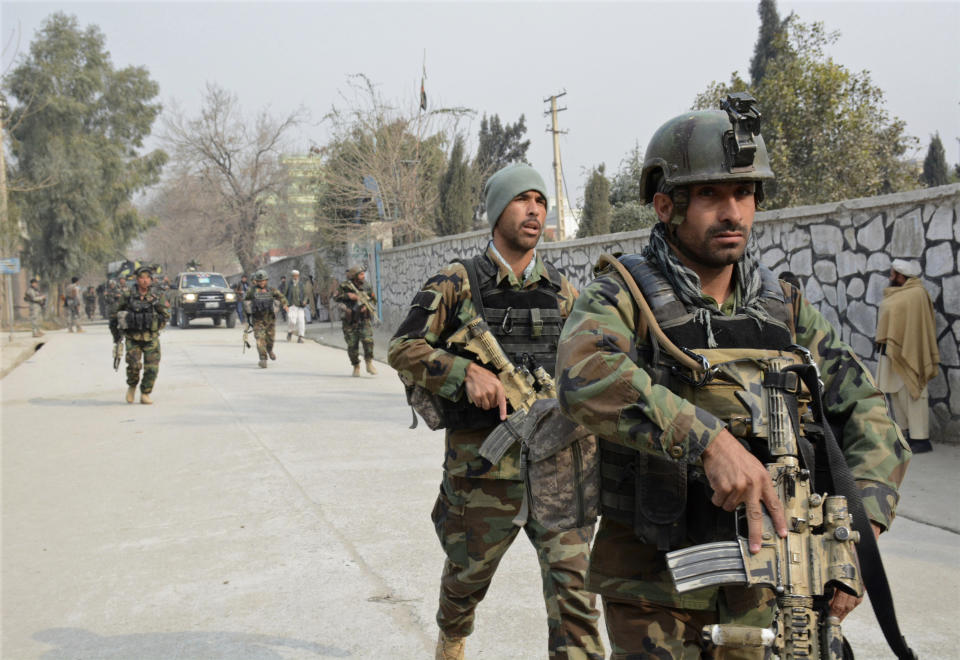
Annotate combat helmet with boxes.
[639,93,774,224]
[253,269,268,281]
[346,266,364,280]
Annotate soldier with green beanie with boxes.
[389,162,603,660]
[244,270,288,369]
[112,265,170,404]
[555,94,910,658]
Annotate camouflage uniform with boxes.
[245,285,287,361]
[556,262,910,658]
[335,276,376,367]
[24,283,46,336]
[389,245,603,660]
[114,287,169,394]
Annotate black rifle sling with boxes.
[791,365,917,660]
[456,257,486,321]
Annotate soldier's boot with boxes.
[352,364,361,377]
[435,631,465,660]
[287,332,293,342]
[140,392,153,405]
[258,359,268,369]
[77,327,84,333]
[365,359,377,375]
[126,386,136,404]
[268,351,277,360]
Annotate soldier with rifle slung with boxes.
[244,270,288,369]
[555,96,913,658]
[389,164,603,660]
[111,265,169,404]
[335,266,378,377]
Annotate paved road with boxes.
[2,323,958,659]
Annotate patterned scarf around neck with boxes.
[641,222,769,348]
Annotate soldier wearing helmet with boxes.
[334,265,378,377]
[244,269,288,369]
[556,95,909,657]
[112,265,170,404]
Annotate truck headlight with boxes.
[183,293,197,303]
[225,292,236,302]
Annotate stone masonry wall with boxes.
[378,184,959,442]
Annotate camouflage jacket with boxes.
[334,279,376,327]
[388,245,578,480]
[556,262,910,608]
[245,286,287,320]
[113,288,170,342]
[24,286,46,308]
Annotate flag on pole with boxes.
[419,53,427,111]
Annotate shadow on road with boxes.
[33,627,351,659]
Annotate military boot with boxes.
[140,392,153,405]
[435,631,465,660]
[365,359,377,375]
[352,364,361,377]
[259,359,268,369]
[126,386,136,404]
[268,350,277,360]
[287,331,293,342]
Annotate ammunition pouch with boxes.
[251,290,274,315]
[401,373,447,431]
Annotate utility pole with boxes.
[544,91,568,240]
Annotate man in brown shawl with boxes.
[875,258,940,453]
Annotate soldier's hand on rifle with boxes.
[347,292,358,301]
[702,429,788,554]
[465,362,508,421]
[828,522,880,621]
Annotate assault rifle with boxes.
[344,281,380,323]
[242,324,253,353]
[665,354,863,658]
[446,316,556,464]
[112,340,123,371]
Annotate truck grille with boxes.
[198,293,224,305]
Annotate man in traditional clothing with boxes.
[875,258,940,453]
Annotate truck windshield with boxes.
[183,274,228,288]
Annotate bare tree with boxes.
[137,164,237,274]
[316,74,471,247]
[163,83,306,274]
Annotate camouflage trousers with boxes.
[125,336,161,393]
[431,474,604,659]
[253,316,276,360]
[29,304,42,334]
[602,587,776,659]
[342,321,373,366]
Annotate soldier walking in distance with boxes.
[112,266,169,404]
[24,277,47,337]
[875,259,940,453]
[335,266,378,377]
[554,96,910,658]
[389,163,603,660]
[83,285,97,320]
[244,269,288,369]
[66,276,84,332]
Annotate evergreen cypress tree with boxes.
[436,135,475,236]
[577,165,611,238]
[750,0,787,85]
[922,133,949,187]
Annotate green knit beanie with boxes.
[484,164,549,231]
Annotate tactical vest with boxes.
[443,254,564,432]
[600,254,804,550]
[127,295,157,332]
[251,289,275,315]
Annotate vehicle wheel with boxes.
[213,316,222,327]
[225,314,236,329]
[178,309,189,329]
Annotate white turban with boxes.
[891,259,921,278]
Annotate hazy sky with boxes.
[3,1,959,204]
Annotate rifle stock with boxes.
[112,340,123,371]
